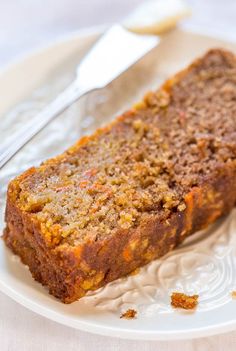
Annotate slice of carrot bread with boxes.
[4,49,236,303]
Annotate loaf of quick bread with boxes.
[4,49,236,303]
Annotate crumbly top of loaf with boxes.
[9,49,236,247]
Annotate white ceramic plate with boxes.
[1,27,236,341]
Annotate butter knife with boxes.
[0,0,190,169]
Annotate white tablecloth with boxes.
[1,0,236,349]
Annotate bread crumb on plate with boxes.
[171,292,198,310]
[120,309,137,319]
[231,291,236,299]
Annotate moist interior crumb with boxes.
[12,49,236,247]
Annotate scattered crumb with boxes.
[130,268,140,276]
[231,291,236,299]
[171,292,199,310]
[120,309,137,319]
[177,203,186,211]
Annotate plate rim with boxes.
[1,259,236,341]
[1,25,236,341]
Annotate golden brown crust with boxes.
[3,48,236,303]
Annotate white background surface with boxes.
[1,0,236,350]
